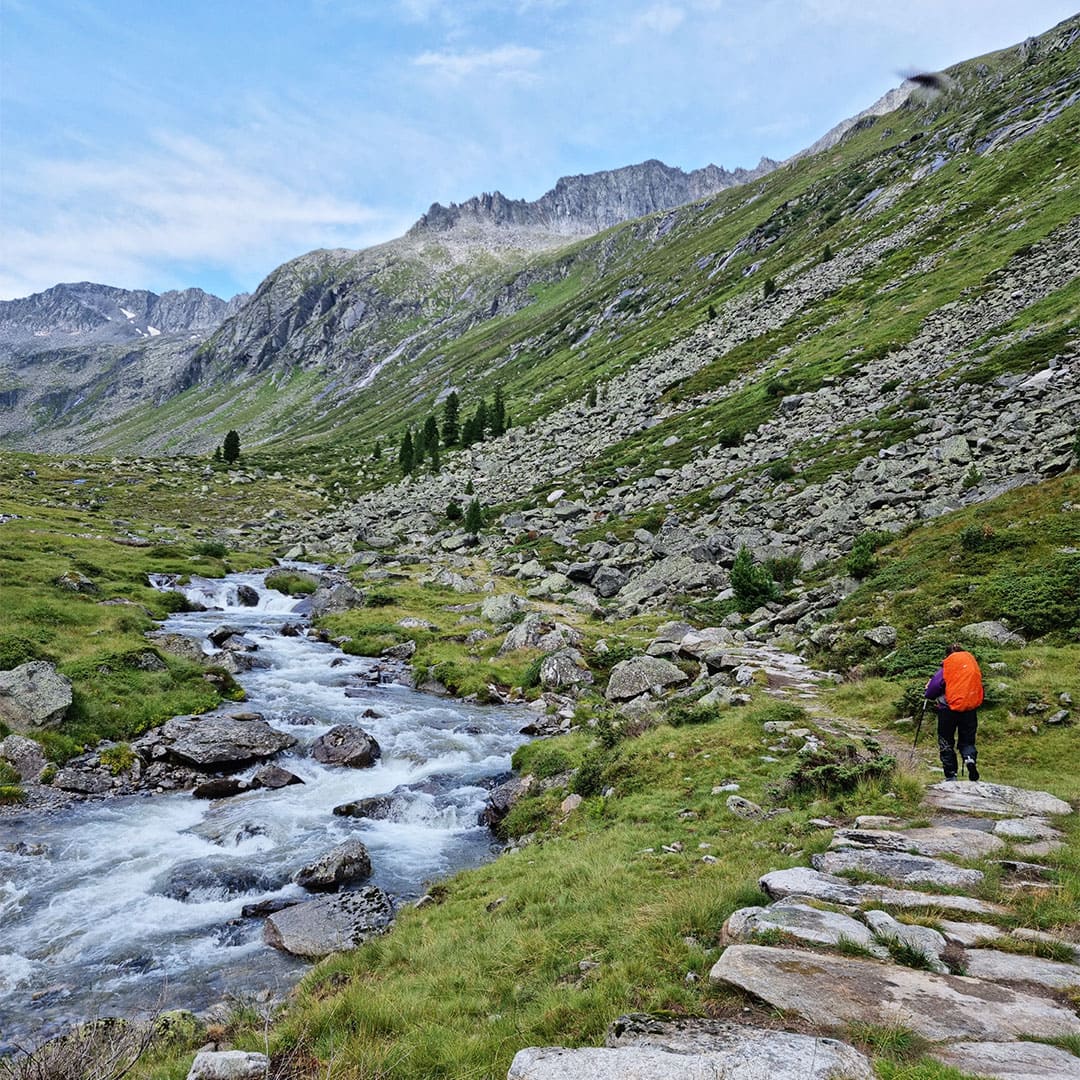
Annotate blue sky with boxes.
[1,0,1076,300]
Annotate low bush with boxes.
[846,530,893,579]
[979,553,1080,636]
[780,739,895,796]
[730,545,776,612]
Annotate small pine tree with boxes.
[465,478,475,495]
[442,391,460,447]
[822,244,833,262]
[429,439,441,474]
[464,497,483,533]
[446,500,463,522]
[730,545,776,613]
[707,303,717,320]
[587,385,598,408]
[490,386,506,437]
[222,429,241,464]
[762,277,777,300]
[423,415,440,456]
[398,430,415,475]
[212,446,222,463]
[372,439,382,461]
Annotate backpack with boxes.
[943,650,984,712]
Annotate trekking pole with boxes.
[912,697,928,748]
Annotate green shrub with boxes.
[194,541,227,558]
[445,502,463,522]
[762,277,777,299]
[664,700,721,727]
[570,750,607,797]
[979,553,1080,635]
[767,461,796,482]
[521,656,544,689]
[958,524,1005,553]
[961,464,982,490]
[880,638,951,679]
[730,545,776,613]
[99,743,136,775]
[846,530,892,579]
[765,553,802,586]
[264,570,318,596]
[781,740,895,796]
[0,635,49,670]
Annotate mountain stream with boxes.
[0,567,527,1050]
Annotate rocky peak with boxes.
[410,157,780,239]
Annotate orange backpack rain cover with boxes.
[942,650,984,712]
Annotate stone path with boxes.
[507,656,1080,1079]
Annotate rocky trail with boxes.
[504,639,1080,1080]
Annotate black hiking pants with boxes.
[937,708,977,778]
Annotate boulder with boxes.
[0,733,48,781]
[963,949,1080,991]
[960,620,1027,646]
[156,858,282,901]
[481,593,528,625]
[480,775,533,829]
[161,714,297,770]
[830,825,1005,858]
[933,1041,1080,1080]
[592,566,628,598]
[309,581,365,618]
[207,624,245,647]
[499,614,580,655]
[293,839,373,891]
[252,764,304,789]
[539,649,594,691]
[148,633,208,664]
[811,848,984,889]
[334,794,394,820]
[605,656,688,701]
[236,584,260,607]
[863,625,898,648]
[263,885,394,958]
[186,1050,269,1080]
[0,661,73,731]
[53,766,113,794]
[710,944,1080,1041]
[723,901,888,957]
[310,725,381,768]
[192,777,253,799]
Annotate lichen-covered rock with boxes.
[0,661,73,731]
[605,656,688,701]
[263,886,394,958]
[292,839,373,891]
[310,725,381,768]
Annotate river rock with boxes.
[0,661,73,731]
[924,781,1072,817]
[186,1050,270,1080]
[811,848,984,888]
[207,624,245,647]
[309,581,365,617]
[252,764,303,788]
[235,584,260,607]
[709,944,1080,1040]
[334,794,394,819]
[157,858,282,901]
[933,1040,1080,1080]
[0,733,48,781]
[310,725,381,767]
[162,714,297,770]
[53,766,113,794]
[263,885,394,958]
[293,839,373,891]
[723,901,888,957]
[147,632,207,664]
[605,656,688,701]
[480,775,533,829]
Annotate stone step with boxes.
[830,825,1005,858]
[964,948,1080,992]
[932,1040,1080,1080]
[506,1016,875,1079]
[760,866,1006,915]
[811,848,985,889]
[925,782,1073,818]
[722,901,889,958]
[709,944,1080,1041]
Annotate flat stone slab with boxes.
[994,817,1063,841]
[938,919,1007,947]
[263,886,394,958]
[964,949,1080,991]
[933,1040,1080,1080]
[831,825,1005,858]
[508,1017,874,1079]
[812,848,984,889]
[709,945,1080,1040]
[723,901,888,957]
[864,909,948,973]
[925,782,1072,818]
[761,867,1005,915]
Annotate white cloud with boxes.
[413,44,543,81]
[0,132,404,299]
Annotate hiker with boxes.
[925,644,984,781]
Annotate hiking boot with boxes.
[964,757,979,782]
[944,774,958,782]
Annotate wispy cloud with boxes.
[413,44,544,81]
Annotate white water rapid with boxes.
[0,566,527,1050]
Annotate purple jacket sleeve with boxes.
[925,667,946,700]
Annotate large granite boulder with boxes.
[161,713,297,770]
[0,661,73,731]
[0,733,48,781]
[960,620,1027,646]
[309,581,365,618]
[605,656,688,701]
[310,725,381,768]
[263,886,394,958]
[186,1050,269,1080]
[292,840,373,891]
[539,649,594,691]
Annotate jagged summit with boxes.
[410,157,779,238]
[0,281,241,354]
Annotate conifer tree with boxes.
[412,425,426,466]
[429,439,441,474]
[223,429,241,464]
[822,243,833,262]
[372,439,382,461]
[442,391,460,446]
[464,497,483,534]
[587,385,598,408]
[423,415,440,456]
[490,385,506,437]
[465,478,475,495]
[398,430,414,475]
[212,446,222,463]
[762,277,777,299]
